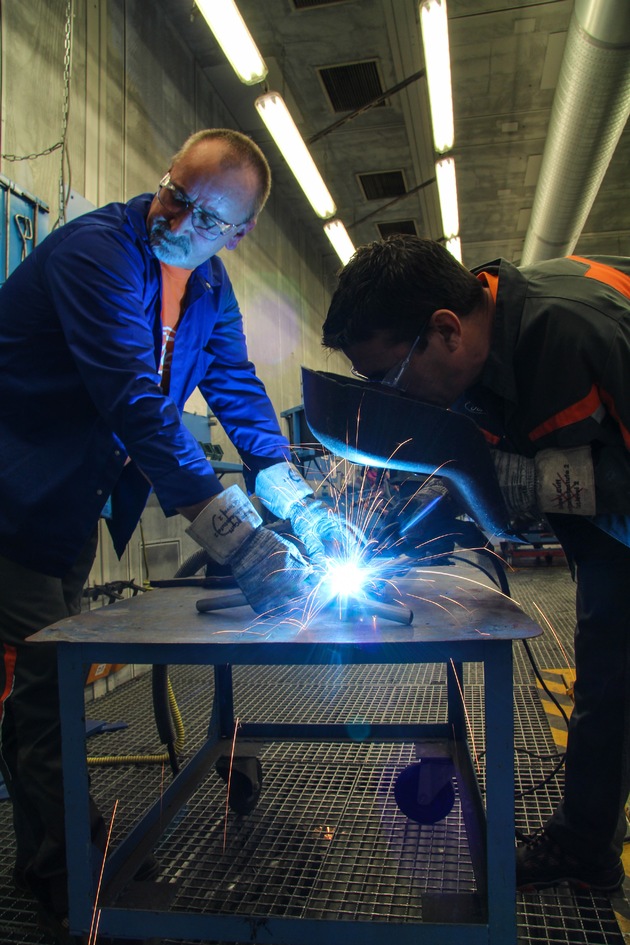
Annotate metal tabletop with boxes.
[33,565,540,658]
[30,562,541,945]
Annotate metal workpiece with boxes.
[301,368,521,542]
[35,566,538,653]
[33,561,540,945]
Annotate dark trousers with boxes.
[0,533,106,915]
[545,514,630,864]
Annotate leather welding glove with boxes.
[255,461,365,563]
[186,484,311,615]
[491,446,596,522]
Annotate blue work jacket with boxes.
[0,194,289,576]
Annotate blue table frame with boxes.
[33,566,541,945]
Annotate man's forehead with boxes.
[346,333,401,358]
[172,141,228,179]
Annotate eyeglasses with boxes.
[351,335,421,391]
[156,174,239,239]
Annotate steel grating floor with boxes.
[0,562,628,945]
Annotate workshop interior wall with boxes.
[0,0,348,598]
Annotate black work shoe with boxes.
[516,829,625,893]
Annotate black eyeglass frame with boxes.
[351,334,422,392]
[156,173,240,239]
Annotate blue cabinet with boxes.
[0,173,49,285]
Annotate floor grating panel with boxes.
[0,564,627,944]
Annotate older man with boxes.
[0,128,341,942]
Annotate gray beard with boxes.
[149,225,191,264]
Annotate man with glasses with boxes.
[322,234,630,896]
[0,128,346,943]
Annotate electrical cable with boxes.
[87,675,185,767]
[439,539,570,801]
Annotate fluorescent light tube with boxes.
[324,219,355,265]
[446,236,462,262]
[436,156,459,238]
[255,91,337,219]
[420,0,454,153]
[195,0,267,85]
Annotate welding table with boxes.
[33,564,541,945]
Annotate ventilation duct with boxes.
[521,0,630,264]
[376,220,418,238]
[318,61,385,112]
[358,170,407,200]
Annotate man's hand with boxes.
[229,527,312,615]
[492,446,596,521]
[255,462,365,562]
[288,496,364,562]
[186,485,311,614]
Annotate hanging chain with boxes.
[58,0,74,222]
[1,0,74,223]
[1,141,63,162]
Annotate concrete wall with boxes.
[0,0,347,595]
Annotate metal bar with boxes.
[3,185,10,282]
[98,905,493,944]
[447,660,466,739]
[349,175,437,229]
[101,733,231,901]
[58,645,97,934]
[308,68,426,145]
[238,721,452,740]
[483,639,516,945]
[451,733,488,904]
[210,663,235,739]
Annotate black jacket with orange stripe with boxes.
[457,255,630,517]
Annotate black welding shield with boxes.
[301,367,520,542]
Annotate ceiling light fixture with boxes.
[255,91,337,219]
[435,156,459,239]
[446,236,462,262]
[323,219,356,265]
[194,0,268,85]
[419,0,454,153]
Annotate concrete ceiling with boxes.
[158,0,630,274]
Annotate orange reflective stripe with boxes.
[479,426,500,446]
[0,644,17,711]
[529,385,602,442]
[570,256,630,299]
[600,388,630,450]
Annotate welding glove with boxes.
[255,461,364,563]
[186,484,311,614]
[491,446,596,522]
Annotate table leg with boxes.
[58,642,95,936]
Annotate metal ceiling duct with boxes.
[521,0,630,264]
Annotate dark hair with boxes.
[322,235,484,349]
[173,128,272,218]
